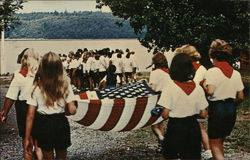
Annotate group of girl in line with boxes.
[0,38,245,160]
[149,39,244,160]
[60,48,137,91]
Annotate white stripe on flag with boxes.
[152,116,164,125]
[88,99,114,130]
[110,98,136,132]
[132,95,158,130]
[68,99,90,121]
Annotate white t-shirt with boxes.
[113,58,124,74]
[158,80,208,118]
[6,73,35,101]
[205,68,244,101]
[99,56,107,72]
[149,69,171,92]
[123,58,135,72]
[193,65,207,84]
[26,83,76,115]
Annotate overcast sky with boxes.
[17,0,111,13]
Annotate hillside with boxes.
[6,11,145,39]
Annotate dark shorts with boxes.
[15,100,28,137]
[162,115,201,160]
[208,99,236,139]
[32,112,71,151]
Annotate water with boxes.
[1,39,153,73]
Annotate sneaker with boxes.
[155,140,163,153]
[202,150,213,160]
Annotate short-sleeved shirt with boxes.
[26,83,76,115]
[123,58,135,73]
[157,80,208,118]
[193,65,207,84]
[149,69,170,92]
[205,68,244,101]
[6,73,35,101]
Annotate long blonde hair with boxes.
[21,48,39,76]
[35,52,70,107]
[174,45,201,61]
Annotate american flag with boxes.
[68,80,163,132]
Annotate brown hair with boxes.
[152,53,168,68]
[208,39,232,57]
[34,52,70,107]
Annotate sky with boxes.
[17,0,111,13]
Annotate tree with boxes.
[0,0,24,31]
[96,0,249,57]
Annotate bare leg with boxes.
[199,122,210,150]
[33,139,43,160]
[209,138,224,160]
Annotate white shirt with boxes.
[99,56,107,72]
[113,58,124,74]
[81,62,90,73]
[149,69,171,92]
[26,83,76,115]
[205,68,244,101]
[193,65,207,84]
[158,80,208,118]
[123,58,135,72]
[6,73,35,101]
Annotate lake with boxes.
[1,39,153,73]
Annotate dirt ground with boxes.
[0,75,249,160]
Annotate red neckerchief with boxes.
[214,62,234,78]
[19,66,28,77]
[174,80,196,95]
[192,62,201,71]
[155,67,169,73]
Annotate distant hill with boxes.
[6,11,145,39]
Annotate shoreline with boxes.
[4,38,140,41]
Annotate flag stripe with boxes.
[88,99,114,130]
[77,100,102,126]
[100,98,125,131]
[70,100,89,121]
[110,98,136,132]
[142,116,159,128]
[121,97,148,131]
[132,95,158,130]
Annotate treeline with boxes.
[6,11,145,39]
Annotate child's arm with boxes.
[161,108,169,119]
[65,101,77,115]
[235,90,244,104]
[24,105,36,152]
[0,98,15,122]
[199,109,208,119]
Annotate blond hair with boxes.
[21,48,39,76]
[209,39,232,57]
[35,52,70,107]
[174,45,201,60]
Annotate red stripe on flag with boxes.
[142,116,159,128]
[79,93,88,99]
[121,97,148,131]
[99,98,125,131]
[77,100,101,126]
